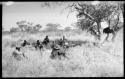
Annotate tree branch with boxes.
[113,13,120,29]
[76,3,95,21]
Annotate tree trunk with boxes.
[96,22,101,40]
[97,22,101,34]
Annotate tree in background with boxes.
[16,21,42,32]
[25,26,32,32]
[16,20,28,31]
[9,27,20,33]
[45,23,61,32]
[33,24,42,32]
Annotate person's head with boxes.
[37,40,39,42]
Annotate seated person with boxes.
[42,36,49,45]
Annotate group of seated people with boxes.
[32,36,50,50]
[15,35,68,52]
[13,35,69,60]
[12,36,50,60]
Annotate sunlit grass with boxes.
[2,30,123,77]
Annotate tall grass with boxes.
[2,29,123,77]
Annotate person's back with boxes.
[23,40,30,46]
[43,36,49,45]
[58,38,63,46]
[21,40,26,47]
[36,40,40,44]
[43,36,48,42]
[45,36,49,42]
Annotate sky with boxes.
[2,2,78,30]
[2,1,123,31]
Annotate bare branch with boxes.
[65,3,78,18]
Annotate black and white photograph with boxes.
[2,1,124,77]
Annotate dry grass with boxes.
[2,29,123,77]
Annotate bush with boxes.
[9,27,20,33]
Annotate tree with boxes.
[16,20,27,31]
[65,1,122,40]
[33,24,42,31]
[45,23,61,31]
[109,12,122,39]
[16,21,35,32]
[117,1,124,18]
[10,27,20,33]
[77,2,116,35]
[25,26,32,32]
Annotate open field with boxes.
[2,29,123,77]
